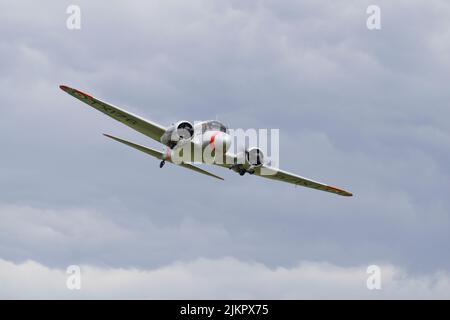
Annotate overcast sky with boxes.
[1,0,450,299]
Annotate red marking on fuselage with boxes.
[165,148,171,160]
[209,132,220,150]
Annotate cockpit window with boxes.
[202,121,228,133]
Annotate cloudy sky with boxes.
[1,0,450,299]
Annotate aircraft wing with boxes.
[60,85,167,142]
[103,134,224,181]
[253,165,352,196]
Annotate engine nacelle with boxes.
[245,147,264,167]
[160,121,194,147]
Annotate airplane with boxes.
[59,85,353,197]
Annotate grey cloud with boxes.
[1,257,450,299]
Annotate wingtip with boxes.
[59,85,93,99]
[340,189,353,196]
[340,188,353,197]
[208,172,224,181]
[327,185,353,197]
[103,133,120,142]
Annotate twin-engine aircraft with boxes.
[60,85,352,197]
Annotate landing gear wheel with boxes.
[159,160,165,168]
[239,169,246,176]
